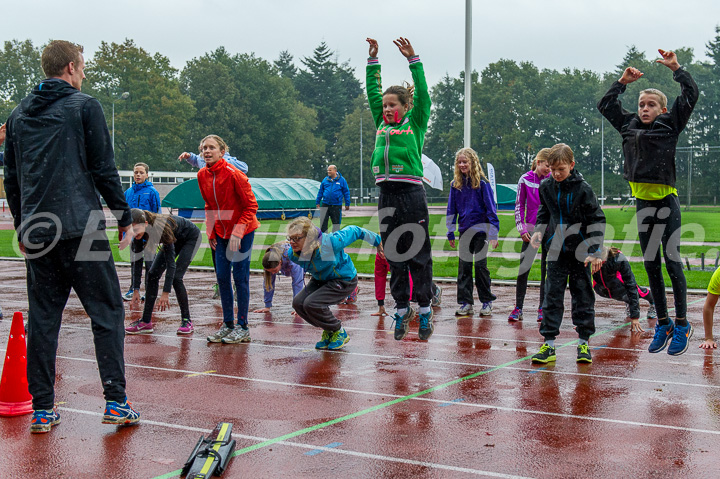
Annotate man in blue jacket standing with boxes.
[316,165,351,233]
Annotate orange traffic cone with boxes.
[0,311,33,416]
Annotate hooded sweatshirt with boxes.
[4,78,131,243]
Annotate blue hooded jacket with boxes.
[316,172,351,206]
[289,225,380,281]
[125,180,161,213]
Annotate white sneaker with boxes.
[455,303,474,316]
[221,327,251,344]
[207,324,233,343]
[479,302,493,316]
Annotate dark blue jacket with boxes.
[316,172,351,206]
[4,78,131,243]
[125,180,161,213]
[446,178,499,241]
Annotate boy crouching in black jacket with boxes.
[530,143,605,364]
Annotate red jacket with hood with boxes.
[197,158,259,240]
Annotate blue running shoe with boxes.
[391,308,416,340]
[648,321,674,353]
[30,408,60,434]
[668,322,693,356]
[418,310,434,340]
[315,330,332,350]
[102,399,140,425]
[327,328,349,350]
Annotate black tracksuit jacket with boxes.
[597,68,698,188]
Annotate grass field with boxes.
[2,207,717,289]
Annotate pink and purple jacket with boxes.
[514,170,549,236]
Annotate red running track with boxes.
[0,259,719,478]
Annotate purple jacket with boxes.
[446,178,499,241]
[264,244,305,307]
[515,170,548,236]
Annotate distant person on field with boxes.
[122,162,161,301]
[178,147,248,300]
[4,40,139,433]
[598,49,699,356]
[316,164,351,233]
[700,266,720,349]
[530,143,605,365]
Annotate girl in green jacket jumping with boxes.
[365,37,433,342]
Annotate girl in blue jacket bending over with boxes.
[288,217,383,350]
[253,242,305,315]
[447,147,500,318]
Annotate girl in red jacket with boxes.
[197,135,260,344]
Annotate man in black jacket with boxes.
[3,40,140,433]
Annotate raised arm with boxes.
[366,38,384,127]
[658,49,699,132]
[597,67,641,132]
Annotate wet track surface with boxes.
[0,259,719,478]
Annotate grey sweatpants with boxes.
[292,276,358,332]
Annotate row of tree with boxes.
[2,33,720,203]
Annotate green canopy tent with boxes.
[496,184,518,210]
[161,178,321,220]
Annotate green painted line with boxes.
[153,298,705,479]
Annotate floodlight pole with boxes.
[360,115,363,203]
[463,0,472,148]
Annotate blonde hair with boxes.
[262,242,286,292]
[600,246,621,262]
[531,148,551,171]
[639,88,668,110]
[133,162,149,174]
[199,135,227,154]
[287,217,321,259]
[546,143,574,167]
[452,147,488,190]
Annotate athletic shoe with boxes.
[667,322,693,356]
[342,286,359,304]
[177,319,194,335]
[125,320,154,335]
[648,320,675,353]
[479,302,493,316]
[531,343,556,364]
[102,399,140,425]
[508,307,523,322]
[30,408,60,434]
[577,344,592,363]
[392,308,416,340]
[122,289,134,301]
[431,284,443,307]
[207,324,234,343]
[418,310,434,340]
[327,328,349,350]
[221,327,251,344]
[646,304,658,320]
[315,330,332,350]
[537,308,543,322]
[212,283,220,299]
[455,303,474,316]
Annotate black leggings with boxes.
[515,240,547,309]
[636,195,686,319]
[142,237,198,322]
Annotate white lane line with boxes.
[54,354,720,436]
[58,406,535,479]
[51,325,720,389]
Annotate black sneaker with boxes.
[576,344,592,363]
[418,309,434,340]
[391,308,416,341]
[531,343,556,364]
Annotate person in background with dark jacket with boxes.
[598,49,698,356]
[316,165,351,233]
[593,247,657,332]
[122,162,161,301]
[3,40,140,433]
[530,143,605,365]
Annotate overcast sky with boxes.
[4,0,720,87]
